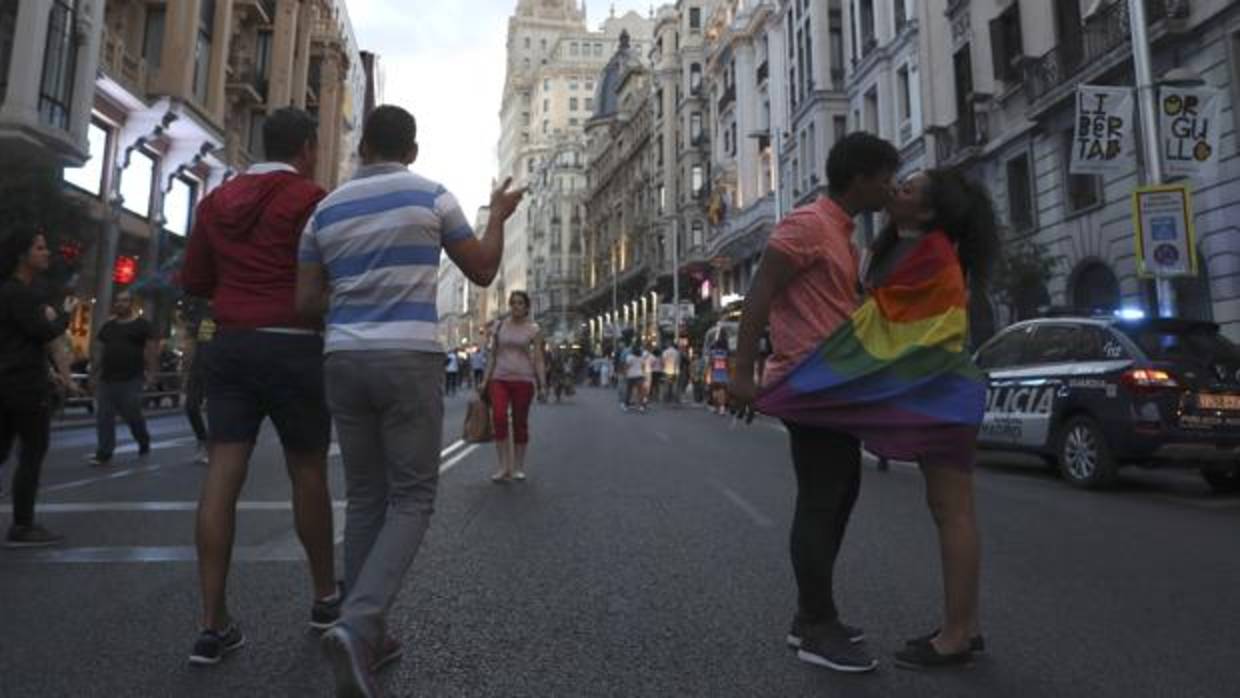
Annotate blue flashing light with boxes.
[1115,308,1146,321]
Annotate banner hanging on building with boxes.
[1071,85,1135,176]
[1133,183,1197,278]
[1160,87,1222,178]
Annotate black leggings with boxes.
[1,393,52,528]
[784,421,862,624]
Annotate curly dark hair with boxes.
[923,169,1000,291]
[509,290,531,307]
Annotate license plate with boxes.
[1197,393,1240,411]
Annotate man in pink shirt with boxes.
[731,133,900,674]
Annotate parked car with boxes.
[972,313,1240,492]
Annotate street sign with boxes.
[1160,87,1222,178]
[1071,85,1136,176]
[1133,183,1197,278]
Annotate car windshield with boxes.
[1115,324,1240,363]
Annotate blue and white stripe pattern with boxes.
[299,163,474,354]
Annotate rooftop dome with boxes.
[590,30,643,122]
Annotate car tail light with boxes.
[1121,368,1180,391]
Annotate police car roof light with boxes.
[1115,308,1146,321]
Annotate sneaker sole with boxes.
[323,629,376,698]
[786,633,865,649]
[187,637,246,666]
[309,618,339,631]
[796,649,878,673]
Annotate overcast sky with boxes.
[349,0,655,221]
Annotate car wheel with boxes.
[1201,464,1240,494]
[1056,416,1118,489]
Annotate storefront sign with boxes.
[1160,87,1221,178]
[1133,184,1197,278]
[1071,85,1135,176]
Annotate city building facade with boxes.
[913,0,1238,340]
[23,0,366,357]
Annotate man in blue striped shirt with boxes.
[296,105,524,697]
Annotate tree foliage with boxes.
[992,238,1062,320]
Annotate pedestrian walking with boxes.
[622,344,645,411]
[182,298,215,464]
[641,343,658,410]
[661,343,680,403]
[706,333,731,416]
[728,132,901,674]
[296,104,525,697]
[87,290,156,466]
[481,291,547,482]
[180,107,339,666]
[648,343,664,404]
[1,228,78,547]
[469,346,486,389]
[445,350,460,396]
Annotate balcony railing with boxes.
[717,84,735,112]
[100,28,147,97]
[934,112,990,164]
[1025,0,1189,103]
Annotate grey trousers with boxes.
[95,379,150,459]
[325,351,444,649]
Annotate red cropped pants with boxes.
[488,380,534,444]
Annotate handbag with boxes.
[463,396,494,443]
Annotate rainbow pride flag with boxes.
[755,230,986,467]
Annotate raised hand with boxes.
[490,177,528,223]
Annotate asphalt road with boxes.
[2,386,1238,697]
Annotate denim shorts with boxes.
[203,330,331,452]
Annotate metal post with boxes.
[1129,0,1176,318]
[772,126,783,222]
[672,217,680,347]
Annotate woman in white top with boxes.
[481,292,546,481]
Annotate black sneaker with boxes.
[322,625,380,698]
[894,639,974,670]
[797,624,879,673]
[786,614,865,648]
[188,624,246,666]
[138,443,151,457]
[905,628,985,654]
[311,584,344,630]
[4,524,65,549]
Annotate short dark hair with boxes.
[509,290,531,306]
[0,224,43,278]
[361,105,417,161]
[826,132,900,195]
[263,108,318,161]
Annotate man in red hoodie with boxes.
[180,107,338,666]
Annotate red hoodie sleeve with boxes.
[180,194,216,298]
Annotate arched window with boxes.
[1070,260,1121,313]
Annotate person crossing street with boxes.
[87,290,156,467]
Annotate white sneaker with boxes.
[194,444,208,465]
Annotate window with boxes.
[1230,31,1240,152]
[143,4,166,69]
[1063,130,1101,212]
[248,111,266,157]
[541,38,547,52]
[524,36,531,49]
[692,221,704,246]
[834,116,847,143]
[585,97,593,111]
[542,119,548,134]
[807,123,817,183]
[859,0,876,54]
[163,177,197,237]
[570,79,578,91]
[690,112,702,143]
[193,0,216,105]
[894,0,907,31]
[254,31,272,98]
[0,2,15,102]
[522,111,530,124]
[569,117,578,126]
[1006,154,1033,231]
[64,121,109,196]
[570,42,579,56]
[594,43,603,57]
[570,97,578,111]
[1026,325,1083,365]
[897,66,911,122]
[543,98,549,112]
[689,63,702,93]
[829,9,845,88]
[39,0,78,130]
[543,79,550,91]
[975,327,1033,369]
[121,150,156,218]
[689,6,701,30]
[586,80,594,91]
[989,4,1024,83]
[691,165,704,196]
[863,87,878,134]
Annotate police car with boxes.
[973,311,1240,491]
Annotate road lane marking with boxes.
[42,463,172,493]
[439,443,478,473]
[711,480,774,528]
[653,430,671,443]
